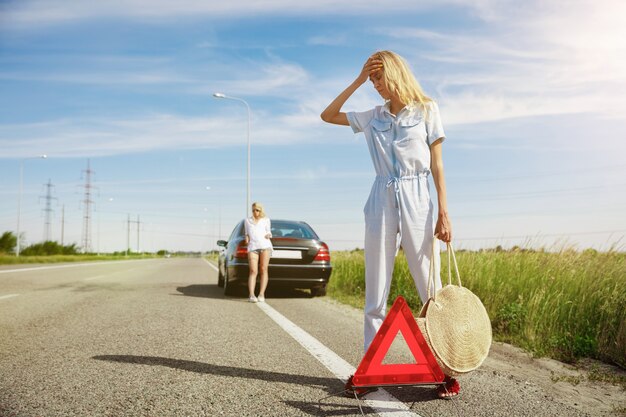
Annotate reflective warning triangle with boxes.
[352,296,445,387]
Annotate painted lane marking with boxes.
[203,259,219,271]
[82,268,142,281]
[83,274,112,281]
[0,294,20,301]
[0,259,156,274]
[201,258,422,416]
[256,301,422,417]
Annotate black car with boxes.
[216,219,332,296]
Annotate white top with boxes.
[346,101,445,177]
[244,217,273,252]
[346,101,446,250]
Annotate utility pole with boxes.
[80,159,96,253]
[40,179,57,242]
[127,214,141,255]
[16,155,47,256]
[60,204,65,245]
[136,214,140,254]
[126,214,130,256]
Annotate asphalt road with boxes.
[0,258,612,416]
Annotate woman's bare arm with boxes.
[320,56,382,125]
[430,139,452,242]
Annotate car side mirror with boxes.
[217,240,227,247]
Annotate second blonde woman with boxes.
[244,202,272,303]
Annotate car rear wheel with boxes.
[217,267,224,288]
[310,285,327,297]
[223,271,236,296]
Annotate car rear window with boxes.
[230,221,245,239]
[271,221,318,239]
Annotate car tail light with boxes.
[314,242,330,262]
[235,241,248,259]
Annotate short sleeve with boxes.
[346,109,375,134]
[244,218,251,237]
[426,101,446,146]
[265,219,272,237]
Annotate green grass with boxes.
[328,248,626,368]
[205,253,218,263]
[0,253,158,265]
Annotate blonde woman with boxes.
[321,51,457,399]
[244,202,272,303]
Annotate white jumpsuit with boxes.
[347,101,445,351]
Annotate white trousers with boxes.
[363,179,442,351]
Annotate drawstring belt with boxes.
[379,172,430,254]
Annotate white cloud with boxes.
[0,56,310,99]
[0,70,192,85]
[1,0,488,27]
[3,0,625,158]
[0,52,335,158]
[384,0,626,129]
[307,33,350,46]
[206,61,311,97]
[0,109,335,158]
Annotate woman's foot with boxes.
[257,295,265,302]
[437,376,460,400]
[248,295,258,303]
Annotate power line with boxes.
[447,163,626,183]
[454,229,626,241]
[453,206,626,219]
[452,183,626,203]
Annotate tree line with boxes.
[0,231,79,256]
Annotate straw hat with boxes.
[419,284,492,376]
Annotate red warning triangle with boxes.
[352,296,445,387]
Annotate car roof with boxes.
[239,219,310,226]
[272,219,310,225]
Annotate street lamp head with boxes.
[213,92,226,99]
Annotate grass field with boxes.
[328,248,626,368]
[0,253,157,265]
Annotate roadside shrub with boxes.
[0,231,17,254]
[20,241,79,256]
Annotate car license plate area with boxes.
[273,250,302,259]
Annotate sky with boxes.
[1,0,625,253]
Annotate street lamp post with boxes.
[16,154,47,256]
[213,92,251,218]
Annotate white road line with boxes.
[256,301,422,417]
[0,294,20,301]
[0,259,153,274]
[203,259,219,271]
[202,258,422,415]
[82,268,141,281]
[83,274,110,281]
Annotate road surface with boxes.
[0,258,623,416]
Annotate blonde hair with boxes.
[251,202,266,218]
[375,50,432,114]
